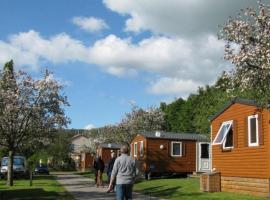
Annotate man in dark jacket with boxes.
[107,152,117,185]
[96,156,105,187]
[93,155,99,184]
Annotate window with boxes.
[134,142,137,157]
[171,142,182,157]
[140,141,144,157]
[223,127,233,149]
[248,115,259,146]
[212,120,233,146]
[200,143,209,159]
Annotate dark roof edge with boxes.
[137,131,209,141]
[209,97,260,122]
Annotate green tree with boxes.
[161,98,193,133]
[47,130,73,168]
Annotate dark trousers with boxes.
[116,184,133,200]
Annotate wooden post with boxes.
[29,169,33,187]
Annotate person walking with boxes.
[108,145,136,200]
[93,155,99,184]
[96,156,105,187]
[107,152,117,188]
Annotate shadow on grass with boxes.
[138,185,204,199]
[0,188,62,200]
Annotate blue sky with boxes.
[0,0,257,129]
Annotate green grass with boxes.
[134,177,268,200]
[0,175,74,200]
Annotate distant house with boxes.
[96,143,121,166]
[71,134,97,171]
[130,131,210,177]
[210,98,270,196]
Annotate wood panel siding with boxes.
[131,134,197,173]
[131,134,148,172]
[221,176,270,197]
[98,147,120,166]
[146,139,196,173]
[80,153,93,171]
[211,103,270,178]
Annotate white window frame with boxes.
[248,114,259,147]
[134,142,137,157]
[171,141,182,157]
[140,141,144,157]
[212,120,233,145]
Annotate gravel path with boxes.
[54,172,160,200]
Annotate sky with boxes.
[0,0,258,129]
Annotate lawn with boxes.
[134,177,268,200]
[0,175,74,200]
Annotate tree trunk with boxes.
[29,169,33,186]
[7,150,14,186]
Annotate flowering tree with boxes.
[94,106,165,144]
[219,2,270,103]
[119,106,165,143]
[0,60,69,186]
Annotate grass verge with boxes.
[0,175,74,200]
[134,177,268,200]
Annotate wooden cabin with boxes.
[131,131,210,177]
[70,134,95,170]
[210,98,270,196]
[96,143,121,167]
[80,152,93,172]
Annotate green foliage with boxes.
[27,150,49,170]
[3,60,14,74]
[161,74,231,135]
[161,98,193,133]
[47,130,73,165]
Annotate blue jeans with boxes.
[116,184,133,200]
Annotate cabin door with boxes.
[198,142,211,172]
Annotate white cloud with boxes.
[89,34,229,83]
[148,77,200,96]
[84,124,95,130]
[0,30,231,97]
[0,30,88,70]
[103,0,257,37]
[72,16,109,33]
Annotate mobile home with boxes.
[131,131,210,177]
[210,98,270,196]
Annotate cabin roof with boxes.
[99,143,121,149]
[138,131,209,142]
[209,97,259,122]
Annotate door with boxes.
[198,143,211,172]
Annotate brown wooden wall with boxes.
[99,148,120,166]
[131,135,148,171]
[211,103,270,178]
[131,134,197,173]
[80,153,93,171]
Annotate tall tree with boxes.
[0,61,69,186]
[219,1,270,104]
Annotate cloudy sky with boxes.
[0,0,258,129]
